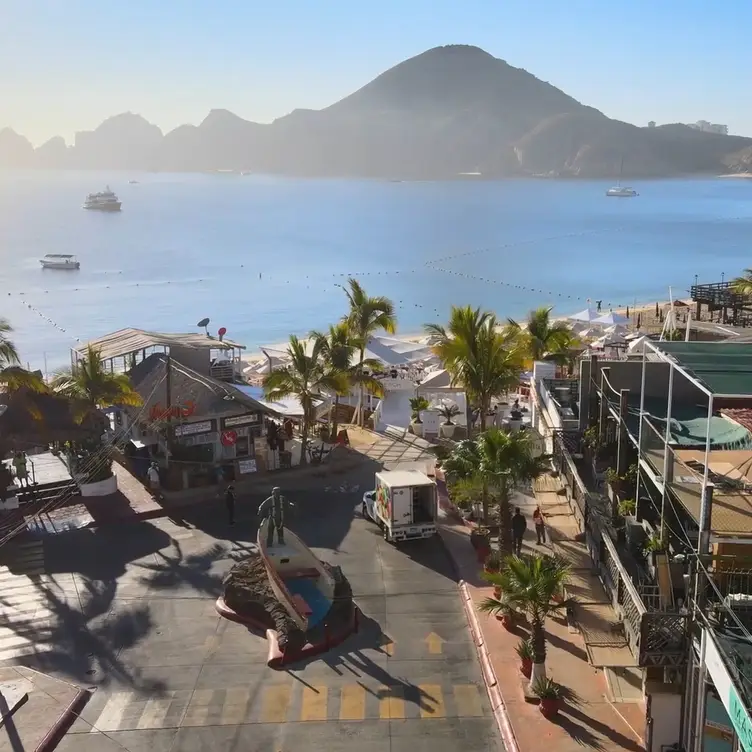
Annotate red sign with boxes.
[220,430,237,446]
[149,400,196,422]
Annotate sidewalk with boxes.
[439,470,647,752]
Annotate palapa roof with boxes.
[77,328,245,362]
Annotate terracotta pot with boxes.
[493,586,502,600]
[475,546,490,564]
[539,698,560,719]
[497,613,514,630]
[520,658,532,679]
[483,564,498,575]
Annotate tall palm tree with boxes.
[0,318,48,422]
[342,278,397,426]
[506,306,578,365]
[480,553,570,689]
[51,344,142,421]
[263,335,348,465]
[310,323,384,439]
[731,268,752,297]
[426,306,523,434]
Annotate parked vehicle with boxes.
[362,470,437,543]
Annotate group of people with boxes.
[511,504,548,556]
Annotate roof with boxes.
[377,469,434,487]
[232,384,313,418]
[78,328,245,361]
[650,341,752,397]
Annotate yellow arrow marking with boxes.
[425,632,445,655]
[380,633,395,656]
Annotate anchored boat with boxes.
[40,254,80,270]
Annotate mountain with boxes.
[2,45,749,178]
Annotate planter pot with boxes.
[520,658,532,679]
[475,545,490,564]
[493,586,502,600]
[411,421,425,438]
[79,473,118,497]
[439,423,456,439]
[497,613,514,630]
[483,564,499,575]
[539,698,560,719]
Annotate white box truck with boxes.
[362,470,438,543]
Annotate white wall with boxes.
[649,691,682,752]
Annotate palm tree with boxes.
[426,306,523,434]
[480,553,570,690]
[51,345,142,420]
[263,335,348,465]
[310,323,384,439]
[0,318,48,422]
[506,306,578,365]
[443,428,548,541]
[731,268,752,297]
[342,278,397,426]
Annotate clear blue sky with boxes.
[2,0,748,145]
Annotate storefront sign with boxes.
[223,413,261,428]
[149,400,196,421]
[174,420,213,437]
[220,430,237,447]
[704,628,752,751]
[238,459,257,474]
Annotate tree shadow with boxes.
[553,703,645,751]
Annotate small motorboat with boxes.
[40,254,80,270]
[257,517,335,631]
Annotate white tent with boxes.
[593,311,630,326]
[628,335,651,353]
[569,307,600,323]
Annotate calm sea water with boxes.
[1,171,751,371]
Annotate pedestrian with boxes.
[533,505,547,545]
[12,451,28,488]
[147,462,160,494]
[511,507,527,556]
[225,484,236,526]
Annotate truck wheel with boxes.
[361,502,368,520]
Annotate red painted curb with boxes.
[35,686,91,752]
[215,597,359,669]
[459,581,521,752]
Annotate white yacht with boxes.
[83,186,121,211]
[40,254,80,270]
[606,185,638,197]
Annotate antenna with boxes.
[197,317,210,336]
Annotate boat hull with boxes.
[40,262,80,270]
[83,202,121,211]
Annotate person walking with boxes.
[258,487,295,546]
[225,484,236,526]
[147,462,160,495]
[533,505,547,545]
[511,507,527,556]
[12,451,28,488]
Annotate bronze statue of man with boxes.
[258,487,295,546]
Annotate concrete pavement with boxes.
[0,470,501,751]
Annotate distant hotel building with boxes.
[688,120,729,135]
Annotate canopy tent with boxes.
[594,311,630,326]
[568,307,600,323]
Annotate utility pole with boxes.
[164,353,172,468]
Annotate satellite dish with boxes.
[197,317,210,336]
[218,326,227,342]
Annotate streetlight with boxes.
[722,272,725,284]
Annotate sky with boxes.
[1,0,749,145]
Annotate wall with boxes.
[170,346,211,375]
[647,685,682,751]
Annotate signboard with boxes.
[223,413,261,428]
[220,430,237,447]
[237,459,257,474]
[149,400,196,421]
[704,627,752,751]
[174,420,213,437]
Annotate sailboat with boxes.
[606,157,638,197]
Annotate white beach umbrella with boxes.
[593,311,630,326]
[568,307,600,323]
[604,324,628,335]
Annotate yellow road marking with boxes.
[182,689,214,726]
[454,685,484,717]
[221,688,251,725]
[301,685,328,721]
[339,684,366,720]
[260,684,292,723]
[379,685,405,719]
[419,684,445,718]
[136,692,175,729]
[425,632,445,655]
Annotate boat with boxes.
[83,186,122,211]
[128,180,139,184]
[257,516,336,631]
[40,254,80,270]
[606,156,638,197]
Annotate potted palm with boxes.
[483,549,503,575]
[515,638,534,679]
[438,403,461,439]
[470,526,491,563]
[532,677,564,718]
[409,396,430,437]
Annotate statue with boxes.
[258,487,295,547]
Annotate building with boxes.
[531,341,752,752]
[648,121,657,129]
[688,121,729,136]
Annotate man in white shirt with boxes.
[147,462,160,492]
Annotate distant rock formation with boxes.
[3,45,750,179]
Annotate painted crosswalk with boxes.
[83,681,487,732]
[0,540,58,662]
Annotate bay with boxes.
[1,171,751,370]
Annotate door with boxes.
[392,487,413,526]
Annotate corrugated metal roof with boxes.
[78,328,245,361]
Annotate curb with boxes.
[459,581,521,752]
[215,597,359,669]
[35,686,91,752]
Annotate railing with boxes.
[640,415,667,479]
[539,378,580,431]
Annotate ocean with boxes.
[1,171,751,372]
